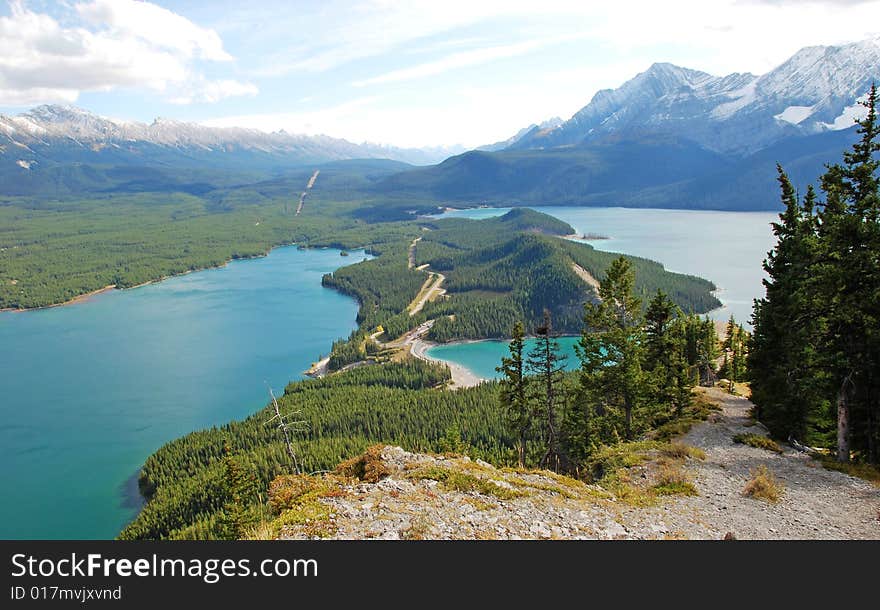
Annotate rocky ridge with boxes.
[269,388,880,540]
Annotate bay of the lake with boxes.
[0,246,367,539]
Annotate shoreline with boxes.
[2,242,371,314]
[410,337,487,389]
[1,284,117,313]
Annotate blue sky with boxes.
[0,0,878,147]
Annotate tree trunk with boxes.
[518,433,526,469]
[624,395,632,440]
[837,378,851,463]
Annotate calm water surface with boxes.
[0,247,366,539]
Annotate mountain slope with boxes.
[513,37,880,155]
[374,124,860,210]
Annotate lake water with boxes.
[428,337,582,380]
[0,246,366,539]
[427,206,778,379]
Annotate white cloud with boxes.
[252,0,880,80]
[169,78,258,105]
[0,0,245,106]
[352,37,570,87]
[76,0,232,61]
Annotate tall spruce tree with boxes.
[526,310,568,471]
[749,170,824,441]
[497,320,531,468]
[579,257,645,440]
[218,443,259,540]
[669,314,695,414]
[645,290,678,408]
[816,83,879,462]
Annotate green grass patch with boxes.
[733,433,782,453]
[407,465,525,500]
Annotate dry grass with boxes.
[651,457,698,496]
[743,465,783,503]
[335,444,390,483]
[402,515,432,540]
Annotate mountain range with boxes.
[0,104,462,173]
[511,37,880,155]
[376,36,880,211]
[1,36,878,208]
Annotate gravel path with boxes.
[665,387,880,539]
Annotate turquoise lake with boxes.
[0,246,366,539]
[428,337,582,380]
[427,206,778,378]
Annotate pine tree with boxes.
[645,290,677,409]
[526,310,568,471]
[669,314,695,414]
[816,83,880,462]
[750,169,824,442]
[218,442,259,540]
[497,320,531,468]
[579,257,645,441]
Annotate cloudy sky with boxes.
[0,0,878,147]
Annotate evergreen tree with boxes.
[669,314,695,414]
[645,290,677,408]
[218,443,259,540]
[721,316,748,392]
[579,257,645,441]
[497,320,531,468]
[749,170,825,441]
[526,310,568,471]
[816,83,879,462]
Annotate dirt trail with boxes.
[570,262,600,293]
[408,273,445,316]
[653,387,880,539]
[407,236,421,269]
[295,170,320,215]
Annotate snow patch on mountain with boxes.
[820,95,869,131]
[774,105,814,125]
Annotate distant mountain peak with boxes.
[511,36,879,155]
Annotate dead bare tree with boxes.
[265,385,308,474]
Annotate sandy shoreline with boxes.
[410,338,487,389]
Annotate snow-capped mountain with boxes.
[478,117,564,152]
[0,105,462,168]
[512,37,880,155]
